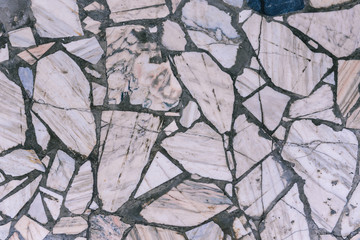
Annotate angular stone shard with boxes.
[17,43,55,65]
[243,86,290,131]
[233,115,272,177]
[18,67,34,97]
[0,149,45,176]
[235,68,265,97]
[31,0,84,38]
[162,122,231,181]
[282,120,358,231]
[309,0,350,8]
[98,111,161,212]
[28,193,48,224]
[46,150,75,191]
[174,52,234,133]
[63,37,104,64]
[180,101,201,128]
[8,27,36,48]
[182,0,241,68]
[33,51,96,156]
[135,152,182,197]
[15,215,49,240]
[0,178,27,200]
[290,85,341,124]
[341,183,360,237]
[40,187,63,220]
[53,217,87,235]
[92,83,106,106]
[83,16,101,34]
[288,5,360,57]
[106,25,182,110]
[243,14,332,96]
[8,232,20,240]
[186,221,223,240]
[337,60,360,117]
[0,222,11,240]
[65,161,93,214]
[141,180,232,226]
[84,2,105,11]
[0,175,41,218]
[233,216,255,240]
[31,113,50,149]
[261,185,310,240]
[89,215,130,240]
[164,121,178,136]
[162,20,186,51]
[235,156,289,217]
[0,44,9,62]
[127,225,185,240]
[0,71,27,152]
[106,0,169,23]
[223,0,243,8]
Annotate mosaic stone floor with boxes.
[0,0,360,239]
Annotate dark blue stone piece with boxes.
[247,0,304,16]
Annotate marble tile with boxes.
[52,217,88,235]
[0,44,9,62]
[17,43,55,65]
[141,180,232,226]
[89,215,130,240]
[31,112,50,149]
[235,68,265,97]
[31,0,84,38]
[83,16,101,35]
[98,111,161,212]
[186,221,223,240]
[46,150,75,191]
[63,37,104,64]
[243,13,332,96]
[179,101,201,128]
[162,20,186,51]
[174,52,234,133]
[0,222,11,240]
[309,0,350,8]
[15,215,49,240]
[28,193,48,224]
[40,187,63,220]
[127,225,185,240]
[8,27,36,48]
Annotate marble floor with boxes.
[0,0,360,239]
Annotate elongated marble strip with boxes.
[98,111,161,212]
[140,180,232,226]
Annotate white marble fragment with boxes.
[0,149,45,176]
[162,20,186,51]
[347,107,360,129]
[261,185,310,239]
[282,120,358,231]
[127,225,185,240]
[84,1,104,11]
[180,101,200,128]
[17,43,55,65]
[249,57,260,70]
[310,0,350,8]
[63,37,104,64]
[323,72,335,86]
[15,216,49,240]
[320,235,337,240]
[92,83,106,106]
[165,112,180,117]
[46,150,75,191]
[149,26,158,33]
[171,0,182,12]
[28,193,48,224]
[106,0,169,23]
[0,172,4,183]
[243,86,290,131]
[8,233,20,240]
[0,71,27,151]
[0,44,9,62]
[289,85,341,124]
[33,51,96,156]
[89,201,98,210]
[182,0,241,68]
[31,113,50,149]
[83,16,101,34]
[235,156,288,217]
[272,126,286,140]
[85,67,101,78]
[65,161,93,214]
[233,115,272,177]
[9,27,36,48]
[141,180,232,226]
[308,40,318,49]
[0,223,11,240]
[223,0,243,7]
[162,122,232,181]
[0,175,41,218]
[239,10,252,23]
[233,216,255,239]
[235,68,265,97]
[174,52,234,133]
[98,111,161,212]
[40,187,63,220]
[186,221,223,240]
[164,121,178,136]
[243,14,332,96]
[31,0,84,38]
[225,184,232,197]
[288,5,360,57]
[340,183,360,237]
[89,215,130,239]
[106,25,182,110]
[53,217,88,235]
[337,60,360,117]
[135,152,182,197]
[0,178,27,200]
